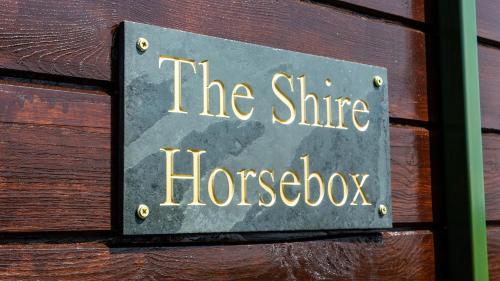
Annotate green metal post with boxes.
[438,0,489,280]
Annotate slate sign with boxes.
[120,21,391,235]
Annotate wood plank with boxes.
[0,83,111,231]
[479,44,500,130]
[391,125,432,223]
[0,123,111,231]
[337,0,425,22]
[0,82,431,232]
[483,133,500,221]
[0,0,428,120]
[488,227,500,279]
[0,230,434,280]
[477,0,500,43]
[0,82,110,128]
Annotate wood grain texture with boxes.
[488,227,500,280]
[0,0,428,121]
[391,125,432,223]
[0,82,431,232]
[0,230,434,280]
[0,83,111,231]
[483,133,500,221]
[337,0,425,22]
[479,44,500,130]
[477,0,500,42]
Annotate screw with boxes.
[378,204,388,216]
[325,78,332,87]
[373,75,384,88]
[137,204,150,219]
[136,37,149,52]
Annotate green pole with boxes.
[438,0,489,280]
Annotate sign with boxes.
[120,21,391,235]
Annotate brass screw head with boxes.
[378,204,388,216]
[136,37,149,52]
[373,75,384,88]
[137,204,150,219]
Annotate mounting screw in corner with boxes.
[378,204,388,216]
[137,204,150,220]
[373,75,384,88]
[136,37,149,52]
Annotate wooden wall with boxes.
[0,0,436,279]
[478,0,500,278]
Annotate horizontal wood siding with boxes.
[483,133,500,221]
[477,0,500,275]
[0,230,434,280]
[0,0,435,279]
[336,0,425,22]
[0,83,111,231]
[488,227,500,279]
[0,0,427,120]
[477,0,500,42]
[478,44,500,130]
[0,82,431,231]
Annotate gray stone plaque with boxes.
[120,21,391,235]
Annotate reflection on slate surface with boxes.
[125,120,265,233]
[125,74,172,146]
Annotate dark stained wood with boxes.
[337,0,425,22]
[0,82,110,128]
[0,230,434,280]
[477,0,500,43]
[391,125,432,223]
[488,227,500,279]
[0,0,437,278]
[483,133,500,221]
[478,45,500,220]
[479,44,500,130]
[0,83,111,231]
[0,123,111,231]
[0,82,431,232]
[0,0,428,121]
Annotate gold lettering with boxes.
[158,56,197,114]
[335,97,351,129]
[352,99,370,132]
[350,173,371,205]
[298,75,322,127]
[231,83,255,120]
[301,154,325,206]
[199,60,229,118]
[208,167,235,206]
[327,172,348,206]
[258,169,276,207]
[271,72,296,125]
[160,148,206,206]
[323,95,336,128]
[237,169,256,206]
[280,170,301,206]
